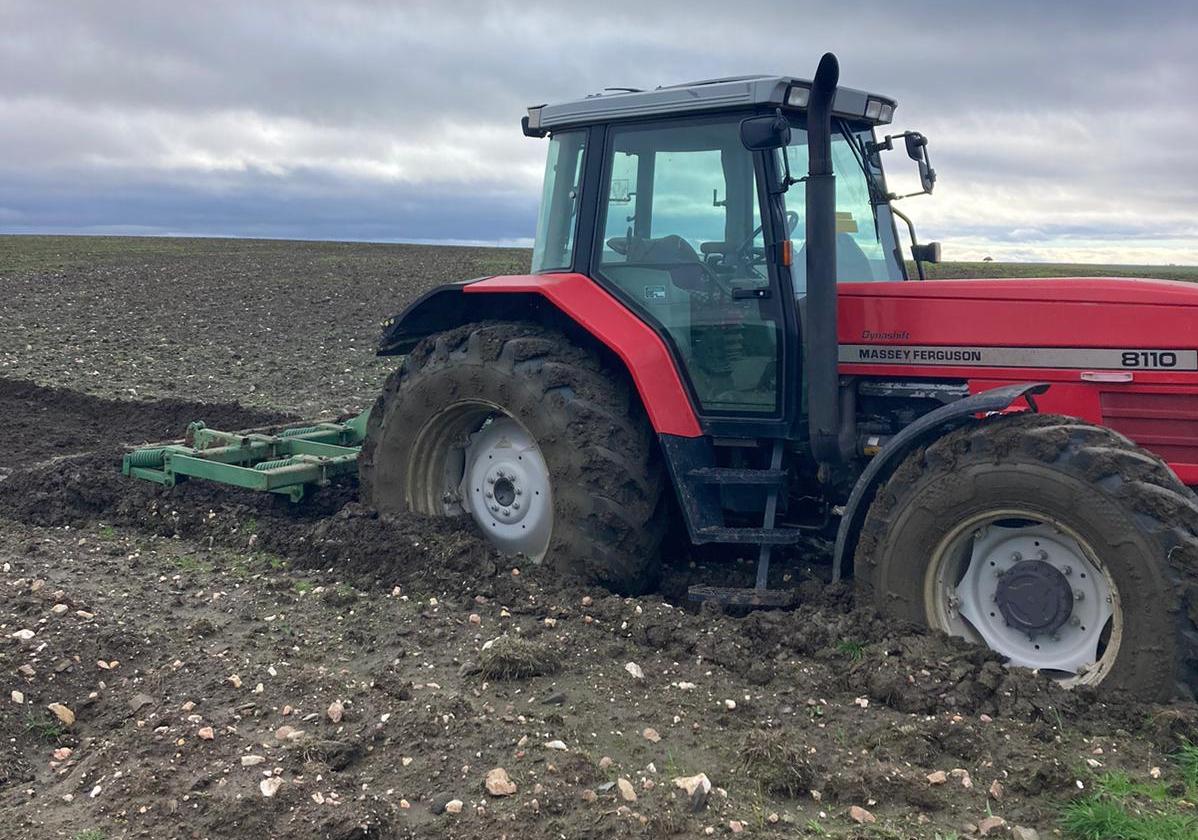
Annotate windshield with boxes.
[780,122,904,293]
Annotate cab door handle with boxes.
[732,287,771,300]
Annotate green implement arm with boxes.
[122,410,370,502]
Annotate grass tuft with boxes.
[738,729,812,796]
[477,635,561,680]
[24,712,66,742]
[1175,740,1198,792]
[835,639,865,660]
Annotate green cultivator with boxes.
[122,411,369,502]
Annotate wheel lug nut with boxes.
[1037,549,1049,561]
[485,491,493,499]
[512,502,520,510]
[1075,590,1085,602]
[1062,565,1072,576]
[1070,616,1081,626]
[490,505,499,513]
[501,508,510,517]
[487,476,496,485]
[1010,552,1022,562]
[515,488,522,496]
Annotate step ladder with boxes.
[687,440,798,608]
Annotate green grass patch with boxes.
[71,831,107,840]
[171,554,212,573]
[1061,796,1195,840]
[835,639,865,660]
[24,712,66,742]
[1175,740,1198,793]
[1062,755,1198,840]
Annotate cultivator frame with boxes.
[121,411,369,501]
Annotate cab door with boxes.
[591,115,791,427]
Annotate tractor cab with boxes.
[524,71,930,431]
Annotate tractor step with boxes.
[686,467,786,486]
[686,585,797,608]
[121,410,370,502]
[695,526,805,545]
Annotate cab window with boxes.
[532,131,586,273]
[596,118,782,415]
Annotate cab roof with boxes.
[527,74,897,134]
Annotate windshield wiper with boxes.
[841,127,890,207]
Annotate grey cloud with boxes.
[1,0,1195,261]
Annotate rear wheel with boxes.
[856,413,1198,699]
[360,321,665,593]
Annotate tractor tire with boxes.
[359,320,665,594]
[855,412,1198,700]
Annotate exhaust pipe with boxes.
[804,52,847,465]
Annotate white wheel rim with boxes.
[926,511,1122,686]
[460,416,553,560]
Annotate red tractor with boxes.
[131,54,1198,699]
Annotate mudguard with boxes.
[377,273,703,437]
[831,381,1049,581]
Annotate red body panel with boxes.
[839,277,1198,484]
[467,273,1198,486]
[464,273,703,437]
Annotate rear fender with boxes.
[377,274,702,437]
[832,381,1049,581]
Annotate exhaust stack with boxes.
[804,52,846,464]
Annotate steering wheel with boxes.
[732,211,800,266]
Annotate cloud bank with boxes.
[2,0,1195,262]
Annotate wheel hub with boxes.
[945,521,1115,676]
[459,416,552,560]
[994,559,1073,635]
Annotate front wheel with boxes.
[855,413,1198,699]
[359,321,665,593]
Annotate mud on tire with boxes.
[359,321,665,593]
[854,412,1198,700]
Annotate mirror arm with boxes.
[890,204,926,281]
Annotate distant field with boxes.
[1,233,1195,282]
[921,260,1198,282]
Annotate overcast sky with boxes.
[2,0,1196,263]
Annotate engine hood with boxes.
[841,276,1198,307]
[838,276,1198,362]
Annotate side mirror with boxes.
[911,242,941,263]
[904,132,936,193]
[740,113,791,151]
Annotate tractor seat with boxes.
[793,233,875,291]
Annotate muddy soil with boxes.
[0,236,530,416]
[2,383,1196,840]
[1,238,1196,839]
[0,379,293,474]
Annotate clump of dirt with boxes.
[478,635,562,680]
[739,729,813,795]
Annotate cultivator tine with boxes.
[121,409,370,501]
